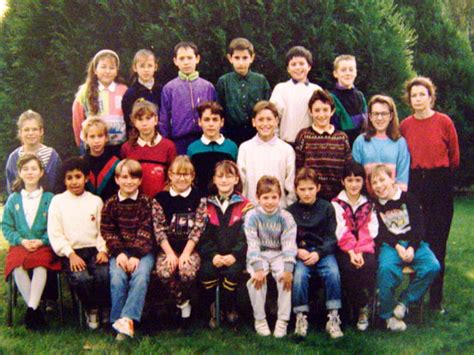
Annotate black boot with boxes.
[34,308,46,328]
[24,307,36,329]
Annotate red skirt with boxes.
[4,245,62,280]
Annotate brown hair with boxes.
[333,54,356,71]
[365,95,401,141]
[16,110,44,142]
[81,116,108,144]
[256,175,281,198]
[209,160,243,195]
[197,101,224,119]
[228,37,254,56]
[369,164,393,185]
[12,153,46,192]
[294,167,321,189]
[131,49,158,84]
[404,76,437,109]
[308,89,335,111]
[285,46,313,66]
[253,100,279,120]
[129,99,159,145]
[174,41,199,57]
[115,159,143,179]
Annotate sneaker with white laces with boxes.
[386,316,407,331]
[254,319,271,336]
[294,312,308,337]
[326,313,344,339]
[357,306,370,331]
[112,317,134,337]
[393,302,407,320]
[85,309,99,330]
[273,319,288,338]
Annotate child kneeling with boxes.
[245,176,297,338]
[371,164,440,331]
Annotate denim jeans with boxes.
[110,252,155,323]
[292,254,342,313]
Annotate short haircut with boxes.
[11,153,46,192]
[17,110,44,141]
[369,164,393,184]
[62,157,90,181]
[294,167,321,189]
[253,100,279,120]
[115,159,142,179]
[308,89,335,111]
[404,76,437,108]
[209,160,243,194]
[285,46,312,66]
[81,116,108,139]
[197,101,224,119]
[333,54,356,71]
[342,161,366,180]
[228,37,254,56]
[256,175,281,197]
[365,94,401,141]
[174,41,199,57]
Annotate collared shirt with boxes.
[178,71,199,81]
[312,124,335,135]
[118,189,139,202]
[291,78,310,86]
[378,187,402,206]
[137,134,162,147]
[138,78,155,90]
[21,188,43,228]
[170,187,192,198]
[98,81,117,92]
[201,134,225,145]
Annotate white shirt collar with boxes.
[312,124,335,135]
[336,190,368,208]
[21,187,43,200]
[138,78,154,90]
[118,189,139,201]
[201,134,225,145]
[378,187,402,205]
[137,134,162,147]
[98,81,117,92]
[170,187,192,198]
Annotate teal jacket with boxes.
[2,191,54,246]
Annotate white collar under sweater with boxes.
[137,134,162,147]
[201,135,225,145]
[118,190,139,201]
[378,187,402,205]
[98,81,117,92]
[170,187,192,198]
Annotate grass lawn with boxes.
[0,198,473,353]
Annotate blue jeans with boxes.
[109,252,155,323]
[292,254,342,313]
[377,241,440,319]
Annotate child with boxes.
[100,159,155,340]
[2,154,61,329]
[122,49,161,134]
[198,160,252,328]
[153,156,207,326]
[287,168,343,339]
[187,101,238,195]
[370,164,440,331]
[6,110,62,193]
[245,176,297,338]
[82,117,120,201]
[48,157,109,330]
[72,49,127,150]
[294,89,352,201]
[160,42,216,155]
[330,55,368,147]
[270,46,322,145]
[332,162,378,331]
[237,101,296,207]
[216,38,271,146]
[121,99,176,197]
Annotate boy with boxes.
[100,159,155,340]
[245,176,297,338]
[330,55,368,147]
[48,157,109,330]
[237,101,296,207]
[160,41,216,155]
[270,46,322,145]
[216,38,271,146]
[288,168,343,339]
[187,101,238,194]
[294,89,352,201]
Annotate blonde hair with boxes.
[369,164,393,184]
[253,101,279,120]
[81,116,108,143]
[115,159,142,179]
[12,153,45,192]
[16,110,44,142]
[333,54,356,71]
[365,95,401,141]
[131,49,158,83]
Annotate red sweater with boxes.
[121,138,177,197]
[400,112,459,170]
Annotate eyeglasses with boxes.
[171,172,192,179]
[370,112,391,118]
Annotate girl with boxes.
[153,156,207,326]
[400,77,460,312]
[82,117,120,201]
[198,160,252,328]
[352,95,410,193]
[72,49,127,150]
[370,164,440,331]
[120,99,176,197]
[2,154,61,329]
[122,49,161,134]
[6,110,62,194]
[332,162,378,331]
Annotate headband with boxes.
[93,49,120,67]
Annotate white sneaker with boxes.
[394,303,407,320]
[85,309,99,330]
[356,306,370,331]
[294,313,308,337]
[386,317,407,331]
[112,317,134,337]
[273,319,288,338]
[326,313,344,339]
[254,319,271,336]
[177,300,192,318]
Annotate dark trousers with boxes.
[409,168,454,308]
[63,247,110,311]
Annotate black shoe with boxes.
[34,308,46,328]
[24,307,36,329]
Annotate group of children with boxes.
[3,37,453,341]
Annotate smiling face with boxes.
[65,169,87,196]
[227,49,254,76]
[370,170,396,200]
[115,166,142,197]
[198,109,224,141]
[409,85,432,113]
[310,100,334,131]
[133,113,158,142]
[133,54,158,84]
[173,47,200,75]
[287,56,311,82]
[19,119,43,148]
[333,59,357,88]
[342,174,364,200]
[19,159,44,190]
[169,169,194,193]
[94,56,118,87]
[258,190,281,214]
[369,102,392,135]
[296,179,320,205]
[213,168,239,197]
[84,125,107,157]
[252,109,278,141]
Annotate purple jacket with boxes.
[159,76,216,140]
